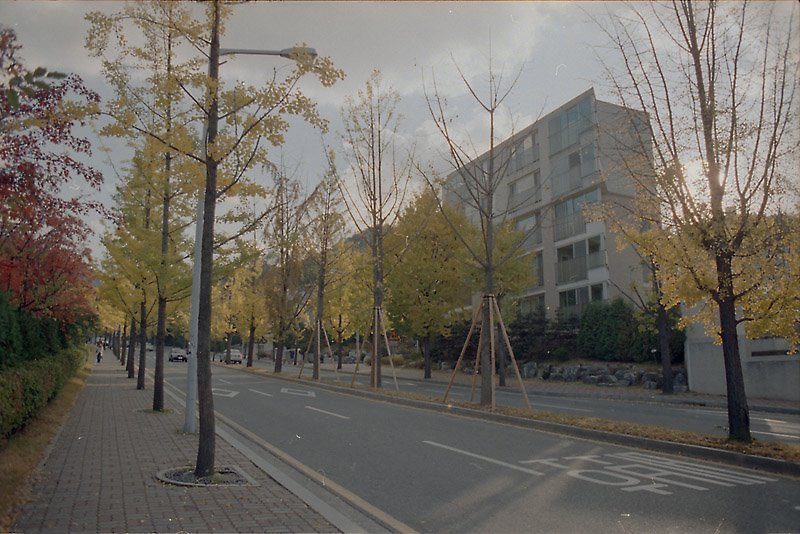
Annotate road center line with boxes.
[423,440,544,476]
[305,406,350,420]
[249,389,273,397]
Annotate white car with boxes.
[169,348,187,362]
[225,349,243,364]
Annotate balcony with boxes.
[556,256,588,284]
[554,212,586,241]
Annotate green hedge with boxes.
[0,345,86,439]
[0,292,94,370]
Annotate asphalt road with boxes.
[155,359,800,533]
[310,365,800,445]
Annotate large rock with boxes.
[582,375,599,385]
[597,373,619,386]
[522,361,538,378]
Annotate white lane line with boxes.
[533,403,591,413]
[249,389,273,397]
[423,440,544,476]
[752,430,799,440]
[217,378,232,385]
[305,406,350,420]
[684,409,791,426]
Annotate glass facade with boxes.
[548,96,593,156]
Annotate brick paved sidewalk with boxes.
[13,351,339,533]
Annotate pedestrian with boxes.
[96,343,103,363]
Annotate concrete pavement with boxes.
[12,348,372,534]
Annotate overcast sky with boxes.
[6,1,791,257]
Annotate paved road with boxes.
[310,366,800,445]
[156,360,800,533]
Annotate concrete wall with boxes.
[685,323,800,402]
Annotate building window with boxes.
[554,188,600,241]
[553,143,598,196]
[591,283,604,301]
[556,241,588,284]
[518,294,545,317]
[587,235,604,269]
[559,285,591,317]
[534,252,544,287]
[548,96,593,156]
[568,151,581,168]
[511,131,540,173]
[516,212,541,250]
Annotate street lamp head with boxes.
[279,46,317,61]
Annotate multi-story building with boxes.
[446,87,652,319]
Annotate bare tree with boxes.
[338,70,413,388]
[264,167,315,373]
[305,155,347,379]
[421,57,538,405]
[597,0,799,441]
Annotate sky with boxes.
[5,0,792,258]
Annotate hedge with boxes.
[0,345,87,440]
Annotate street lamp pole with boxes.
[183,44,317,434]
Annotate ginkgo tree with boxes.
[263,167,315,373]
[338,70,414,388]
[305,156,348,379]
[421,56,541,405]
[324,242,373,369]
[87,0,344,477]
[598,0,799,441]
[385,189,475,379]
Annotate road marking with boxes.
[520,450,777,496]
[305,406,350,420]
[532,402,591,412]
[218,378,232,385]
[211,388,239,398]
[423,441,544,475]
[607,452,776,485]
[249,389,273,397]
[753,430,799,440]
[281,387,316,397]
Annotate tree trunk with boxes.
[422,335,432,379]
[496,323,507,387]
[153,295,166,411]
[657,299,673,395]
[120,322,127,367]
[716,258,751,441]
[194,0,220,478]
[246,322,255,367]
[275,343,284,373]
[127,316,136,378]
[479,301,492,404]
[225,334,232,364]
[137,299,146,390]
[336,315,344,370]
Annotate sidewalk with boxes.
[13,350,341,534]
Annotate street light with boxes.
[219,47,317,60]
[184,45,316,434]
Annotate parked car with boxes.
[225,349,243,364]
[146,343,155,352]
[169,348,187,362]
